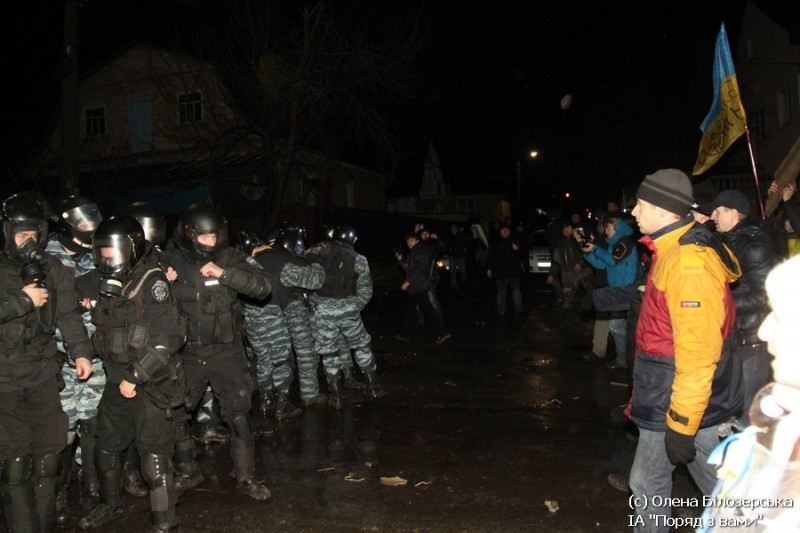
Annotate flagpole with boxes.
[744,126,765,219]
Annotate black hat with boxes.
[636,169,694,216]
[705,189,750,216]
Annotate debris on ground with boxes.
[344,473,366,483]
[414,481,432,488]
[317,467,336,473]
[538,398,562,408]
[444,380,457,387]
[544,500,560,513]
[380,476,408,487]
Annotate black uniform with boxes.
[0,251,91,532]
[165,245,272,496]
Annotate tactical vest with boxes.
[169,249,243,344]
[92,266,186,407]
[0,255,59,365]
[253,249,306,309]
[316,241,357,299]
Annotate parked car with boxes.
[527,230,552,274]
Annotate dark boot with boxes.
[257,386,274,418]
[229,415,271,501]
[364,370,385,399]
[33,452,60,532]
[174,428,204,494]
[341,367,365,391]
[274,391,302,421]
[55,440,75,524]
[141,453,179,532]
[0,456,40,533]
[79,449,124,530]
[326,372,343,410]
[123,445,147,498]
[78,417,100,500]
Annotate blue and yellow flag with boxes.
[693,23,747,175]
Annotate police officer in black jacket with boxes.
[0,192,92,533]
[78,217,187,532]
[164,204,272,501]
[709,189,777,424]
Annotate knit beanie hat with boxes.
[636,169,694,216]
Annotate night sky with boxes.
[2,0,752,210]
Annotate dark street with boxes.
[50,268,705,532]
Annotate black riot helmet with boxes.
[92,216,146,296]
[178,203,227,259]
[122,201,166,246]
[2,191,51,263]
[334,225,357,245]
[58,195,103,248]
[276,227,307,256]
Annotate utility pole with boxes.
[60,0,80,196]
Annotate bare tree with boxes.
[186,0,424,228]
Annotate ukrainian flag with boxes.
[693,23,747,176]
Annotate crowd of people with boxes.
[0,193,382,532]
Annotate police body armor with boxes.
[315,241,357,299]
[92,266,186,408]
[252,248,307,309]
[170,248,244,345]
[0,255,60,381]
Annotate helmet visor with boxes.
[63,203,103,233]
[139,216,166,245]
[93,234,134,273]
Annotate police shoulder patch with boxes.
[151,279,170,302]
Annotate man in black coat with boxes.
[487,225,523,317]
[399,232,450,344]
[709,189,777,424]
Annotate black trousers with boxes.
[95,383,176,456]
[0,377,67,459]
[405,291,445,337]
[181,342,255,424]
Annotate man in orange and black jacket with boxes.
[625,169,742,533]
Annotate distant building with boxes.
[387,142,511,223]
[28,42,387,225]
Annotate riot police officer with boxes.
[0,192,92,533]
[78,217,187,532]
[164,204,272,500]
[45,195,105,510]
[246,224,325,417]
[304,225,383,408]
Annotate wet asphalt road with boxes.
[50,270,706,532]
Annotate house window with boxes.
[178,92,203,124]
[84,107,106,136]
[749,107,767,140]
[777,88,791,127]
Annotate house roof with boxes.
[752,0,800,44]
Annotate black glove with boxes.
[665,427,696,465]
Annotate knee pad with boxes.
[33,453,59,479]
[95,449,121,472]
[227,414,253,440]
[141,453,173,485]
[0,456,34,485]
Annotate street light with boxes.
[517,149,540,220]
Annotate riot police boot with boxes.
[229,415,272,501]
[123,445,147,498]
[258,386,275,418]
[55,441,75,524]
[33,452,60,531]
[1,456,40,533]
[274,391,302,421]
[78,417,100,500]
[342,367,365,391]
[326,372,343,410]
[173,435,204,494]
[79,450,124,530]
[141,453,179,533]
[302,394,328,407]
[364,370,385,399]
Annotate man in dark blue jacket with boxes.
[487,225,523,318]
[400,233,450,344]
